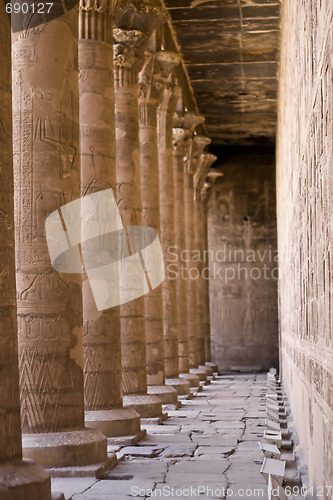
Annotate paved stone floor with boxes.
[52,374,269,499]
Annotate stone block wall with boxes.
[207,148,278,371]
[276,0,333,492]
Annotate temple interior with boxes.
[0,0,332,499]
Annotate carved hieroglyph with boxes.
[192,143,214,366]
[139,50,180,386]
[113,4,167,395]
[172,127,191,373]
[201,189,211,362]
[183,113,205,369]
[0,5,23,466]
[79,0,122,411]
[0,11,51,496]
[114,27,149,396]
[12,12,85,434]
[158,84,182,379]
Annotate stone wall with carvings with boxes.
[207,148,278,371]
[276,0,333,491]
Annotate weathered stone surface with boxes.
[277,0,333,491]
[13,9,83,435]
[158,84,182,380]
[78,0,142,441]
[0,3,22,469]
[183,114,205,369]
[0,6,52,497]
[12,6,106,469]
[172,125,191,374]
[49,375,270,498]
[139,49,180,398]
[113,7,168,421]
[193,147,215,366]
[114,27,149,398]
[208,148,278,370]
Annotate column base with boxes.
[22,427,107,470]
[147,385,178,404]
[205,362,219,373]
[162,400,182,410]
[199,365,214,376]
[123,394,165,419]
[190,368,210,383]
[0,458,51,500]
[47,455,117,479]
[85,407,141,438]
[165,377,191,396]
[179,372,201,388]
[107,428,146,447]
[140,412,169,425]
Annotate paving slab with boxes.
[160,444,197,458]
[51,478,97,500]
[168,459,229,474]
[81,478,155,496]
[60,374,274,499]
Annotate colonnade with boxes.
[0,0,216,497]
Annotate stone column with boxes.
[113,0,169,419]
[182,113,209,382]
[201,171,222,374]
[12,8,107,468]
[201,185,211,364]
[172,127,200,390]
[158,85,191,397]
[0,6,51,498]
[193,148,216,376]
[139,50,180,405]
[78,0,143,442]
[201,184,218,374]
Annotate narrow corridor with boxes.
[52,374,268,499]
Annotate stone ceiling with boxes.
[164,0,281,146]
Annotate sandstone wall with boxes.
[208,148,278,371]
[276,0,333,492]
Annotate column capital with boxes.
[173,110,184,127]
[113,28,148,69]
[194,152,217,196]
[139,50,180,103]
[79,0,121,13]
[201,182,211,201]
[201,169,222,200]
[192,135,211,158]
[115,0,170,36]
[159,82,181,116]
[172,127,191,155]
[183,112,205,133]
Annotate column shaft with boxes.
[79,3,142,439]
[79,4,122,411]
[158,90,191,396]
[172,132,190,374]
[140,99,164,386]
[0,6,51,496]
[201,196,212,363]
[158,93,179,378]
[192,147,216,376]
[114,44,147,397]
[184,166,199,369]
[113,24,166,419]
[194,192,206,366]
[12,9,106,467]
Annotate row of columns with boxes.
[0,0,217,497]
